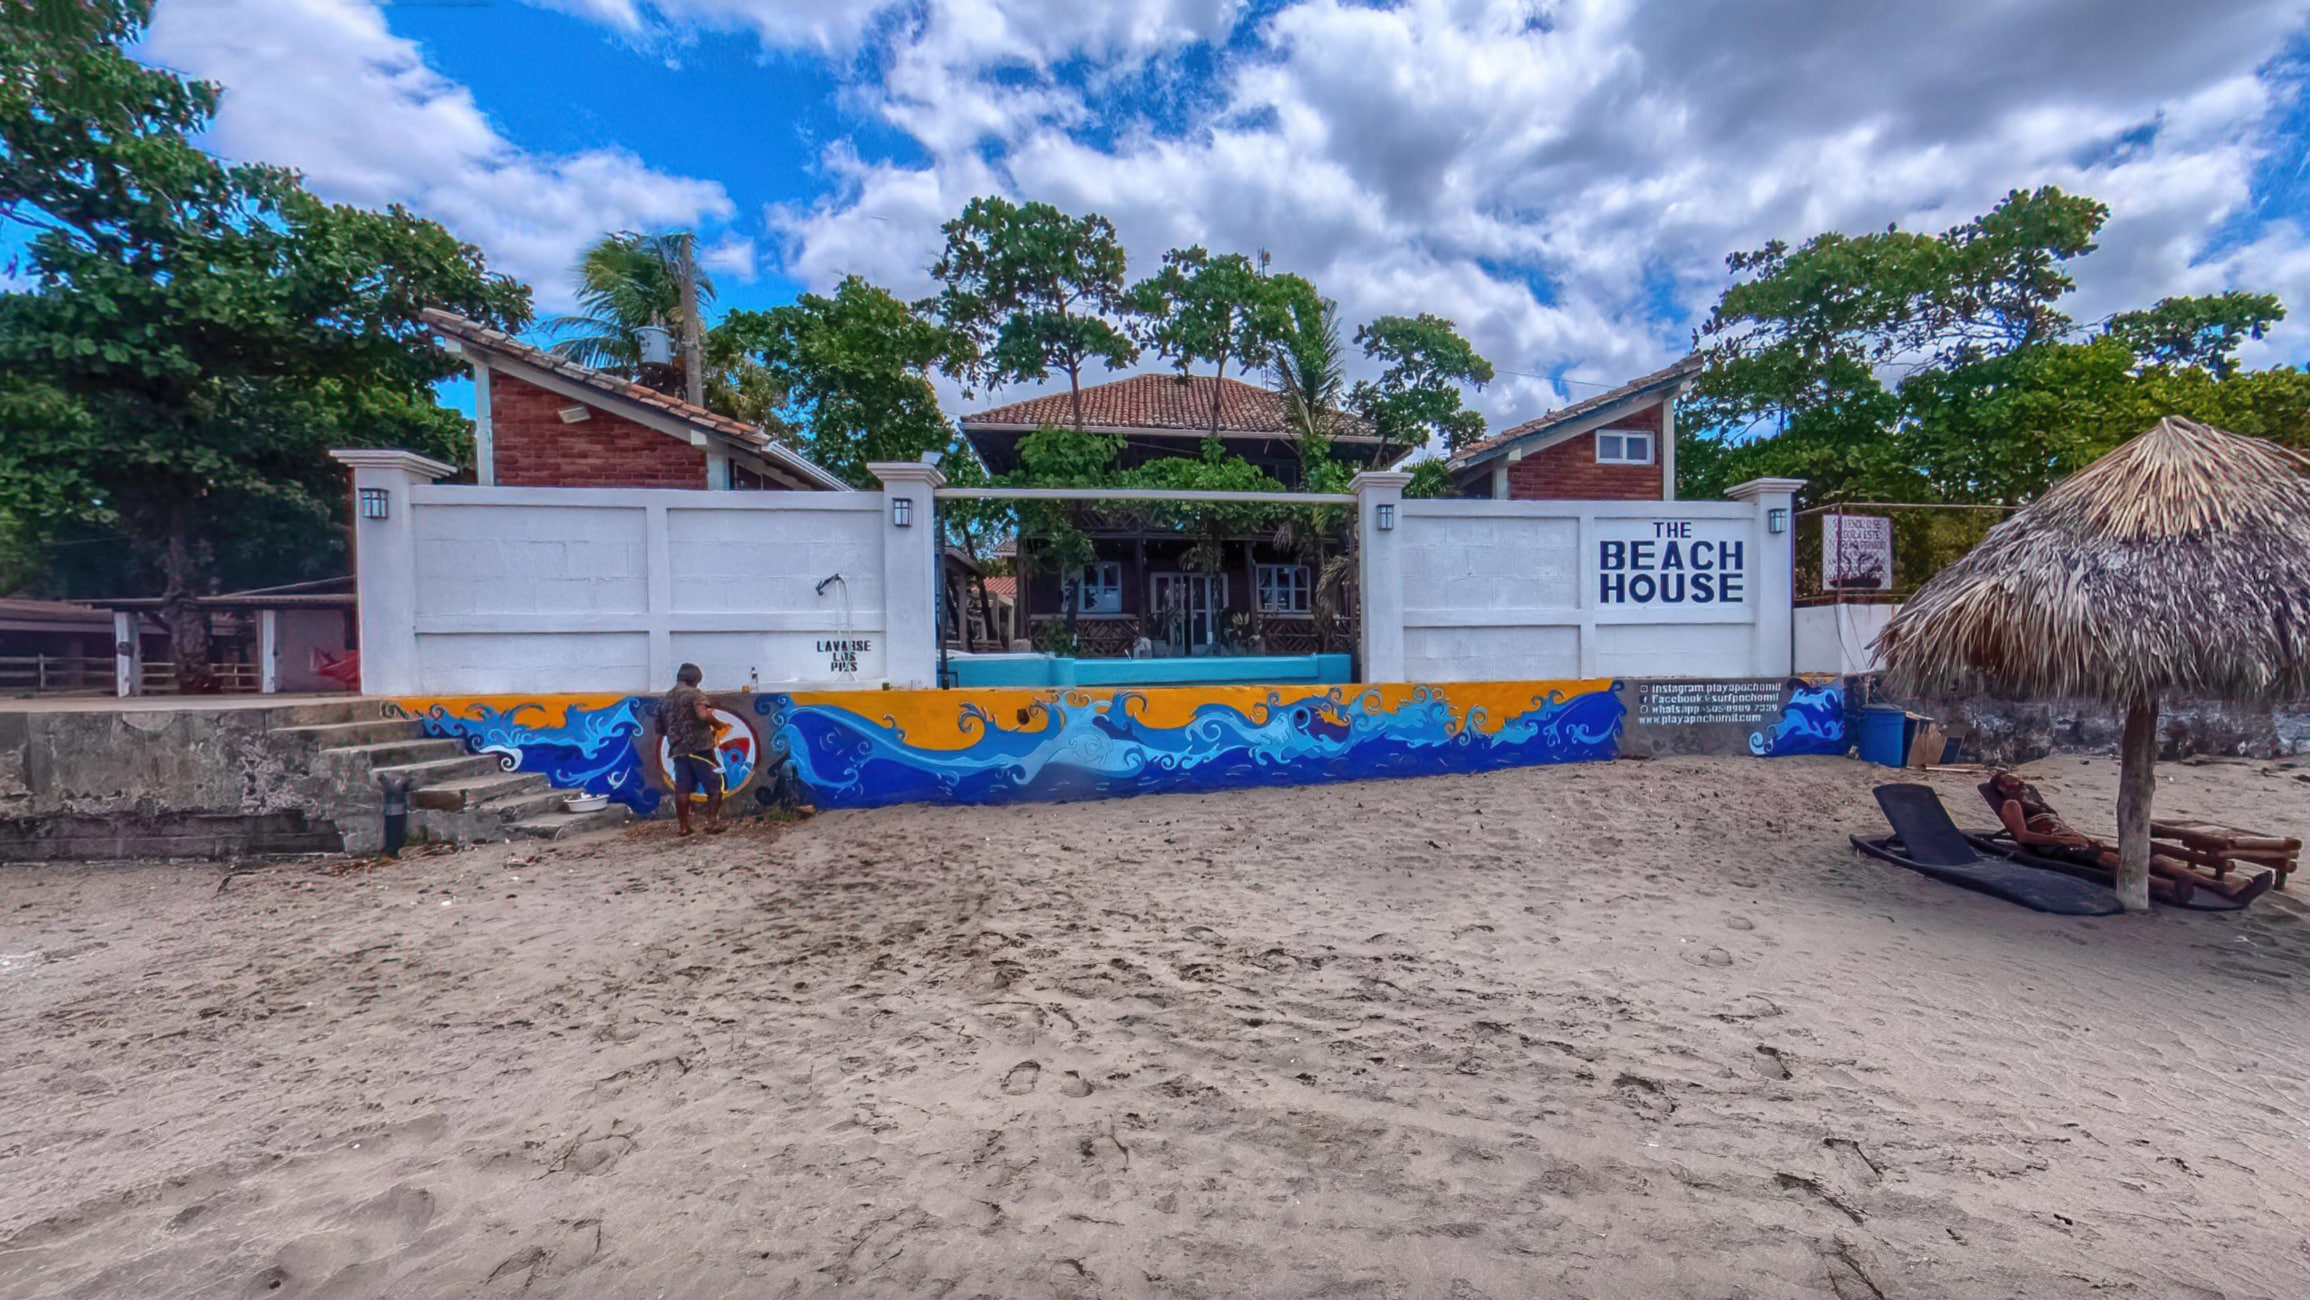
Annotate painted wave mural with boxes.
[397,696,663,815]
[1750,682,1849,757]
[756,683,1627,810]
[395,677,1845,814]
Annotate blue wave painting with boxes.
[410,699,661,815]
[753,685,1629,810]
[1749,682,1848,757]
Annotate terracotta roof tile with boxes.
[1449,355,1703,469]
[962,372,1375,440]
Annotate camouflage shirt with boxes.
[660,685,714,755]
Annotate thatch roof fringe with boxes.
[1875,417,2310,704]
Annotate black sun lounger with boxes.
[1851,784,2125,916]
[1965,831,2253,912]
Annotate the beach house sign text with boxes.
[1594,518,1749,606]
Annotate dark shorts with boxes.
[672,751,724,798]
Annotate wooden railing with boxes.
[0,655,114,696]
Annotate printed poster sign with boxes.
[1822,514,1893,591]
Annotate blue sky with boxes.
[133,0,2310,429]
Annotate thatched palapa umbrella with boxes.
[1874,417,2310,912]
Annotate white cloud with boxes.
[142,0,737,311]
[701,232,760,283]
[761,0,2310,434]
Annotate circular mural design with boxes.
[658,706,760,798]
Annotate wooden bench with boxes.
[2152,821,2301,891]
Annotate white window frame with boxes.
[1072,561,1123,615]
[1256,563,1312,616]
[1595,429,1655,465]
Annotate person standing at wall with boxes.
[654,663,725,836]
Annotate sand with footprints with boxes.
[2,753,2307,1298]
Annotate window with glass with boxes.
[1073,561,1123,614]
[1595,429,1655,464]
[1256,563,1312,615]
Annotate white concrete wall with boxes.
[387,484,888,695]
[1794,602,1898,676]
[1393,489,1798,682]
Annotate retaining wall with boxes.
[400,676,1847,814]
[0,702,355,861]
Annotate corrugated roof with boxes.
[422,308,849,491]
[962,372,1375,440]
[1449,355,1703,469]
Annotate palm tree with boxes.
[1269,298,1357,653]
[544,231,714,377]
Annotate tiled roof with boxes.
[0,597,110,631]
[1449,355,1703,469]
[422,309,848,490]
[962,372,1375,440]
[981,575,1016,603]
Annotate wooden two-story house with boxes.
[960,373,1388,656]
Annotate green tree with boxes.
[0,0,529,687]
[929,196,1139,426]
[1350,313,1495,456]
[1679,187,2306,506]
[2104,291,2285,378]
[718,275,959,486]
[1130,246,1318,438]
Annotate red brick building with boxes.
[423,309,847,492]
[1445,355,1701,501]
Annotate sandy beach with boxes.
[2,753,2306,1298]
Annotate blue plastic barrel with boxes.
[1859,705,1909,767]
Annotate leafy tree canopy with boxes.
[1350,313,1495,455]
[719,276,962,486]
[929,196,1138,424]
[1681,186,2307,505]
[1129,246,1319,435]
[0,0,528,684]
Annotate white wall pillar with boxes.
[259,608,281,694]
[113,611,141,697]
[1352,470,1413,683]
[869,461,946,689]
[331,449,456,696]
[1726,476,1805,677]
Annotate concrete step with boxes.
[507,804,632,841]
[369,753,504,789]
[409,770,547,811]
[273,717,424,749]
[257,699,376,727]
[321,737,468,771]
[479,784,584,822]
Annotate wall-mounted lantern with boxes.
[1376,503,1395,531]
[1767,507,1789,535]
[892,496,914,527]
[359,487,390,521]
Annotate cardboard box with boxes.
[1907,723,1947,769]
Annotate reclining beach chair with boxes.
[1851,784,2124,916]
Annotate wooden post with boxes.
[678,233,704,410]
[2116,695,2159,913]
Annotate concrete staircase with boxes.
[273,705,632,847]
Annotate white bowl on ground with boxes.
[562,793,610,813]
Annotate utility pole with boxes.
[678,231,704,409]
